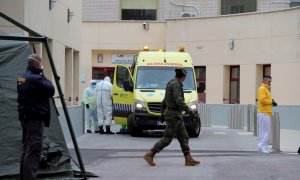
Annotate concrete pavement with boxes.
[68,124,300,180]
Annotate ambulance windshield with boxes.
[136,66,195,90]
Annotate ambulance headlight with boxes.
[133,100,146,112]
[190,104,197,110]
[136,103,143,109]
[188,101,198,112]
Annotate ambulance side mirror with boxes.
[123,80,133,92]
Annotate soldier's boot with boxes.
[144,149,156,166]
[184,153,200,166]
[99,126,105,134]
[105,125,115,134]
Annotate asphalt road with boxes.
[68,125,300,180]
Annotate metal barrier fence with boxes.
[198,103,211,127]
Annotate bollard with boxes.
[247,105,254,132]
[272,112,280,152]
[233,104,239,129]
[204,104,211,127]
[237,105,241,129]
[236,106,238,128]
[208,108,211,127]
[204,104,208,127]
[253,106,258,137]
[228,108,232,128]
[269,117,273,145]
[247,104,251,131]
[228,104,245,129]
[204,105,207,126]
[240,106,244,129]
[82,103,85,134]
[198,103,211,127]
[251,106,254,132]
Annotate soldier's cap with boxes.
[175,68,187,76]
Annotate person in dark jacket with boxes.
[144,68,200,166]
[17,54,55,180]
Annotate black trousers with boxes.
[20,119,44,180]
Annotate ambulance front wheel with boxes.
[127,114,143,137]
[187,117,201,138]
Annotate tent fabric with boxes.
[39,99,73,175]
[0,32,73,178]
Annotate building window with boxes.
[263,64,271,76]
[229,66,240,104]
[221,0,257,15]
[92,67,115,81]
[194,66,206,103]
[290,0,300,7]
[121,0,157,20]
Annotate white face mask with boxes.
[39,65,44,71]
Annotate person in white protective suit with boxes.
[96,76,114,134]
[83,80,99,133]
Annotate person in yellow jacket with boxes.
[83,80,99,133]
[257,75,277,153]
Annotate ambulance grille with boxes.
[147,102,161,113]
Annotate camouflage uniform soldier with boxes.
[144,68,200,166]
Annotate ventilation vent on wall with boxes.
[180,12,197,18]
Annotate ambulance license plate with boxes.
[157,121,166,125]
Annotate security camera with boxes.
[142,22,149,30]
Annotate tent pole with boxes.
[43,38,87,180]
[0,36,44,42]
